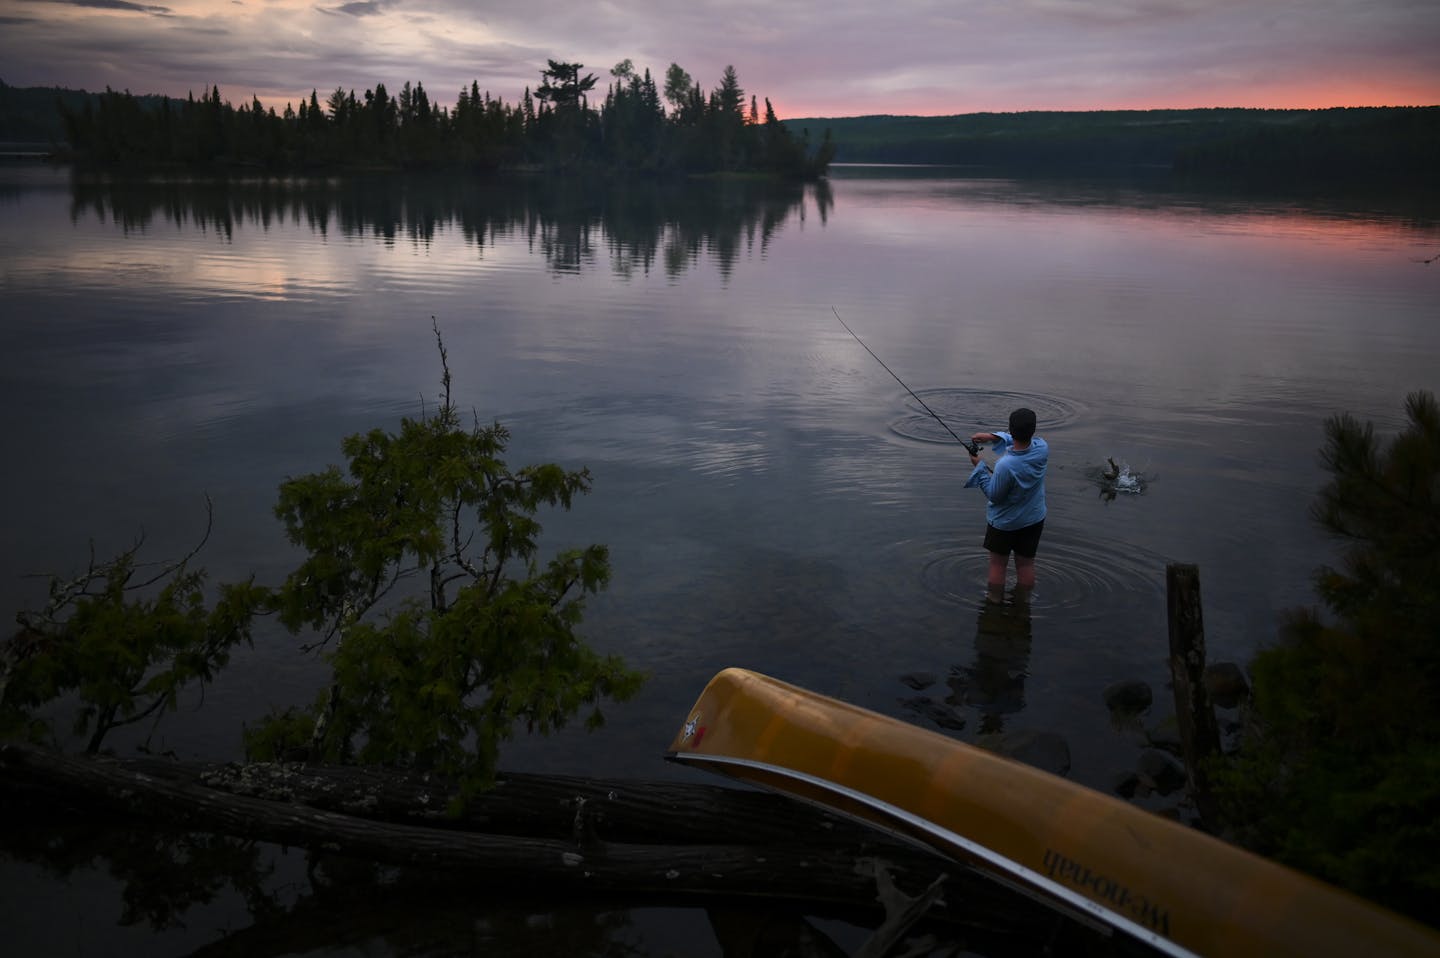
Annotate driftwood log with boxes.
[0,744,1129,955]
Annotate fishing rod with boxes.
[832,307,980,456]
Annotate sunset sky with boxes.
[1,0,1437,119]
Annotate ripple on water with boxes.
[909,526,1169,616]
[889,389,1085,444]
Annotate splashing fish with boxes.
[1098,457,1145,499]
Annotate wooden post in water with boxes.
[1166,562,1221,827]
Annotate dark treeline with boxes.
[37,61,834,179]
[0,79,122,145]
[782,107,1440,182]
[16,71,1434,183]
[1172,107,1440,183]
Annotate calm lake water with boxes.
[1,161,1437,955]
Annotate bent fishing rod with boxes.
[832,307,980,456]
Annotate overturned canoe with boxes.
[664,667,1438,958]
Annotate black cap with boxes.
[1009,407,1037,442]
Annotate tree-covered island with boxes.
[48,60,836,179]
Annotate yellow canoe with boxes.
[664,668,1439,958]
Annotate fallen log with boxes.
[0,746,926,892]
[5,745,901,846]
[0,744,1125,953]
[193,754,885,846]
[0,744,911,898]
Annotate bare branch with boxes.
[448,500,483,585]
[20,497,216,636]
[133,494,215,590]
[431,316,452,414]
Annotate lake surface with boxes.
[2,162,1437,955]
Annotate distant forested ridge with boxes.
[0,63,834,179]
[782,107,1440,182]
[8,71,1434,183]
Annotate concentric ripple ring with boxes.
[889,388,1085,444]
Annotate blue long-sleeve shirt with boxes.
[965,431,1048,530]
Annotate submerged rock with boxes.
[1103,679,1153,715]
[898,671,938,691]
[898,695,965,730]
[1137,749,1188,796]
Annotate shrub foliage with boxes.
[0,507,266,752]
[245,324,644,800]
[3,323,643,805]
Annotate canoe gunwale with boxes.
[667,750,1197,958]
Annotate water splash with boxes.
[1089,457,1150,501]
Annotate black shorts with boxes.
[984,520,1044,559]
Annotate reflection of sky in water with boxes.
[3,167,1438,766]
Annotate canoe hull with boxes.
[665,668,1438,958]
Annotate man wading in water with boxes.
[966,408,1049,603]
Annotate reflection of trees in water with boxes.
[0,795,645,956]
[1,792,278,932]
[0,792,886,956]
[948,599,1033,735]
[67,174,834,279]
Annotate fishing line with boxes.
[832,307,979,455]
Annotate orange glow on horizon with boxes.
[774,95,1439,120]
[770,77,1440,120]
[206,81,1440,123]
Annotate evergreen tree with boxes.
[534,61,598,168]
[1214,391,1440,925]
[307,89,324,133]
[535,60,597,113]
[712,66,747,170]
